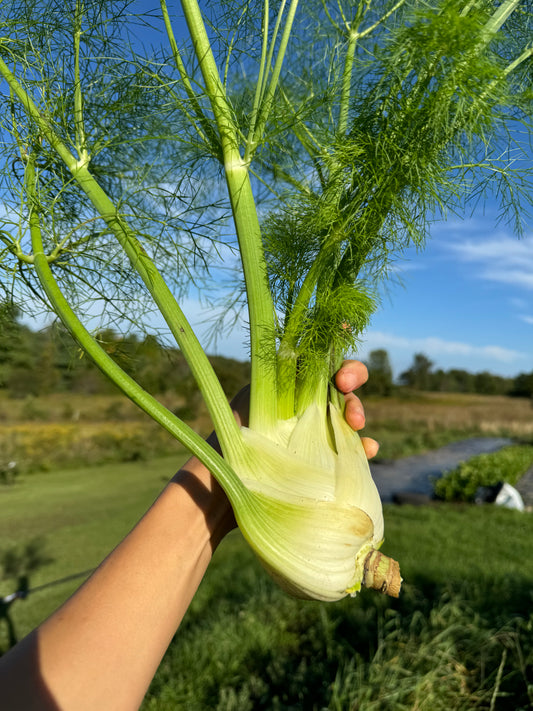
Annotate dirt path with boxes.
[370,437,512,502]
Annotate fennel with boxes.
[1,0,531,600]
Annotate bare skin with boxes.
[0,360,377,711]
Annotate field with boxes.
[2,390,533,473]
[1,391,532,709]
[362,392,533,459]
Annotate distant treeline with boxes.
[361,349,533,398]
[1,305,531,400]
[0,303,250,400]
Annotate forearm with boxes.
[0,457,233,711]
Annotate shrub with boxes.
[0,422,185,474]
[434,445,533,502]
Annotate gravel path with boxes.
[369,437,513,502]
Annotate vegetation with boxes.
[434,444,533,503]
[363,391,533,459]
[148,503,533,711]
[397,352,526,397]
[2,377,532,476]
[0,305,250,400]
[0,454,531,709]
[0,308,529,404]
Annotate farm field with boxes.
[2,390,533,474]
[0,391,532,709]
[361,391,533,459]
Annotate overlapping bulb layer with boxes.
[232,403,400,601]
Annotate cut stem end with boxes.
[362,550,402,598]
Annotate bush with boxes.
[434,445,533,502]
[0,422,185,474]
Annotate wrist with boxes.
[170,456,236,551]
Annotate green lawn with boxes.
[1,458,532,710]
[0,454,188,639]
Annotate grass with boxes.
[1,455,532,710]
[141,504,533,710]
[0,454,188,638]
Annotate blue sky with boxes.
[356,215,533,380]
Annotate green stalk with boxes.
[25,156,249,506]
[355,0,407,41]
[275,341,297,420]
[73,0,88,164]
[333,0,408,137]
[474,44,533,111]
[71,168,245,460]
[246,0,270,160]
[275,256,322,411]
[277,231,339,372]
[0,56,243,461]
[159,0,221,155]
[224,163,279,431]
[483,0,520,36]
[180,0,278,431]
[337,30,357,137]
[295,361,329,416]
[245,0,300,161]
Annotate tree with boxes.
[364,349,394,396]
[447,369,475,394]
[400,353,434,391]
[0,301,40,394]
[473,371,507,396]
[510,371,533,399]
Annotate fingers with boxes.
[346,394,379,459]
[337,361,368,431]
[336,360,380,460]
[335,359,368,394]
[361,436,379,460]
[344,390,366,430]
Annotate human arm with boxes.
[0,360,375,711]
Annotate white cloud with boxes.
[447,235,533,290]
[519,315,533,326]
[483,268,533,290]
[358,331,525,365]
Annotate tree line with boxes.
[1,305,531,400]
[361,350,532,398]
[0,303,250,401]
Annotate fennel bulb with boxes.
[229,402,401,601]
